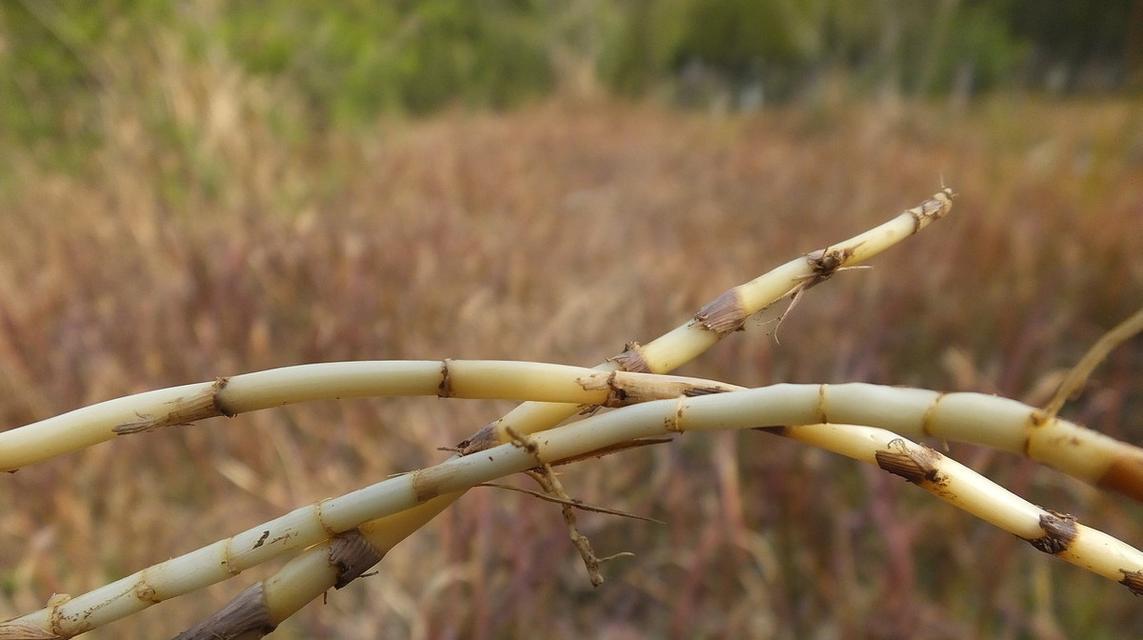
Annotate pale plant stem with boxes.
[7,383,1143,639]
[18,365,1128,495]
[771,423,1142,588]
[0,361,736,472]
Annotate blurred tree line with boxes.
[604,0,1139,103]
[0,0,1139,148]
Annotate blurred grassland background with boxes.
[0,1,1141,638]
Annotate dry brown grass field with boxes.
[0,97,1140,638]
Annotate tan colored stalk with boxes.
[0,360,735,471]
[10,382,1143,639]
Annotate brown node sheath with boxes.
[660,397,687,433]
[410,469,442,503]
[132,575,161,604]
[875,440,944,486]
[693,289,749,335]
[610,341,652,373]
[0,621,62,639]
[804,246,856,289]
[578,371,736,408]
[919,392,945,438]
[437,359,453,398]
[1120,569,1143,596]
[589,371,628,408]
[46,594,68,640]
[1026,510,1078,555]
[817,384,829,424]
[682,385,732,397]
[908,209,924,235]
[908,188,955,233]
[1021,410,1053,457]
[329,530,385,589]
[576,403,602,417]
[220,536,241,577]
[212,377,236,417]
[172,583,275,640]
[313,499,338,538]
[926,190,953,215]
[607,385,629,407]
[456,421,499,455]
[113,377,233,435]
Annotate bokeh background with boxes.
[1,1,1141,638]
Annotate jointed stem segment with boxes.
[769,424,1143,587]
[0,362,736,472]
[458,188,957,453]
